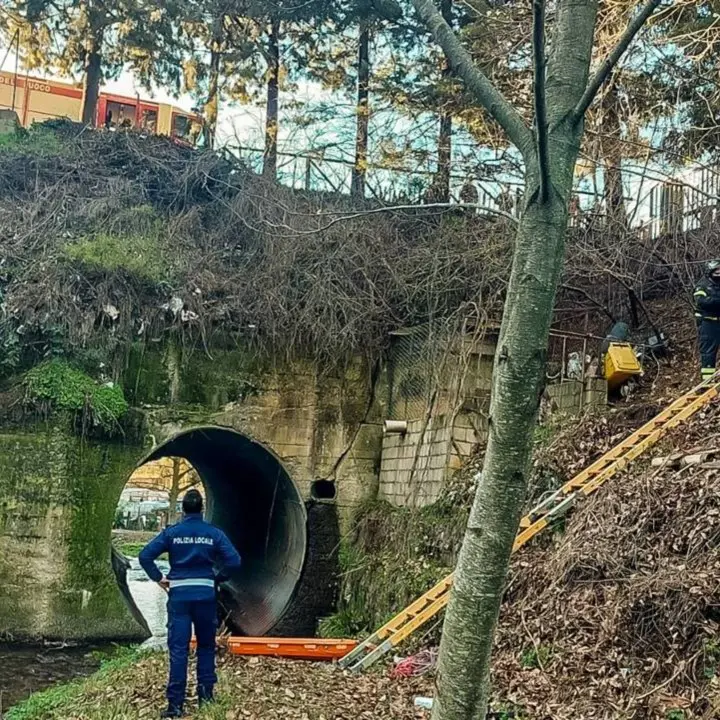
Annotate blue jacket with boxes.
[695,275,720,319]
[139,513,241,600]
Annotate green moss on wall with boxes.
[48,437,144,640]
[124,343,171,406]
[124,343,263,411]
[0,427,73,638]
[0,425,146,641]
[177,350,261,409]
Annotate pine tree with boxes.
[0,0,165,126]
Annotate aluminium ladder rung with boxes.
[338,575,453,668]
[341,374,720,671]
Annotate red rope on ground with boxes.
[390,649,438,678]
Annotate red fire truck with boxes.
[0,70,203,144]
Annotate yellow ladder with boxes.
[339,373,720,672]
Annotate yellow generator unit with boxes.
[604,342,642,389]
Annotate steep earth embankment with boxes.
[493,399,720,719]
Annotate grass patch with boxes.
[117,541,144,558]
[0,125,67,156]
[64,230,175,284]
[5,647,141,720]
[519,644,553,670]
[111,539,166,561]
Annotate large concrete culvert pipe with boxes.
[141,427,307,637]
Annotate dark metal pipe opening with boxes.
[310,479,336,501]
[138,427,307,636]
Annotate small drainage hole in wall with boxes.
[310,479,336,501]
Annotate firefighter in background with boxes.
[694,259,720,381]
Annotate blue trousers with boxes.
[167,595,217,708]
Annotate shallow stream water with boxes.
[128,557,169,639]
[1,558,169,709]
[0,644,105,710]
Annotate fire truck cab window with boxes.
[172,114,202,146]
[172,114,191,140]
[141,108,158,133]
[105,102,136,130]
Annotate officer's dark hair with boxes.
[182,489,203,514]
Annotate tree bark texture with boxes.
[351,21,371,200]
[81,29,103,127]
[600,82,627,231]
[413,0,634,717]
[431,176,578,720]
[204,42,222,149]
[263,19,281,180]
[435,0,453,203]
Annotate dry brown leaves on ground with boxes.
[219,655,432,720]
[492,400,720,719]
[31,652,433,720]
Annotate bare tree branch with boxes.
[532,0,549,201]
[411,0,533,154]
[571,0,665,123]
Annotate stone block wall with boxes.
[545,377,608,414]
[0,426,144,641]
[377,326,495,508]
[148,355,384,525]
[378,409,489,507]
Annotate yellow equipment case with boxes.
[604,342,642,389]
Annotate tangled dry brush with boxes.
[0,122,510,371]
[2,120,716,376]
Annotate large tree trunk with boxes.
[81,30,103,126]
[420,0,608,713]
[431,186,574,720]
[351,20,371,200]
[263,18,281,180]
[204,41,222,149]
[600,81,627,232]
[435,0,453,203]
[407,0,663,714]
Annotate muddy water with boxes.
[1,558,169,710]
[0,644,105,710]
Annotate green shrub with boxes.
[520,644,553,669]
[0,125,66,156]
[24,359,128,429]
[665,711,686,720]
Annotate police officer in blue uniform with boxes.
[694,259,720,382]
[140,489,241,718]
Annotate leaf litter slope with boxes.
[6,652,432,720]
[494,400,720,719]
